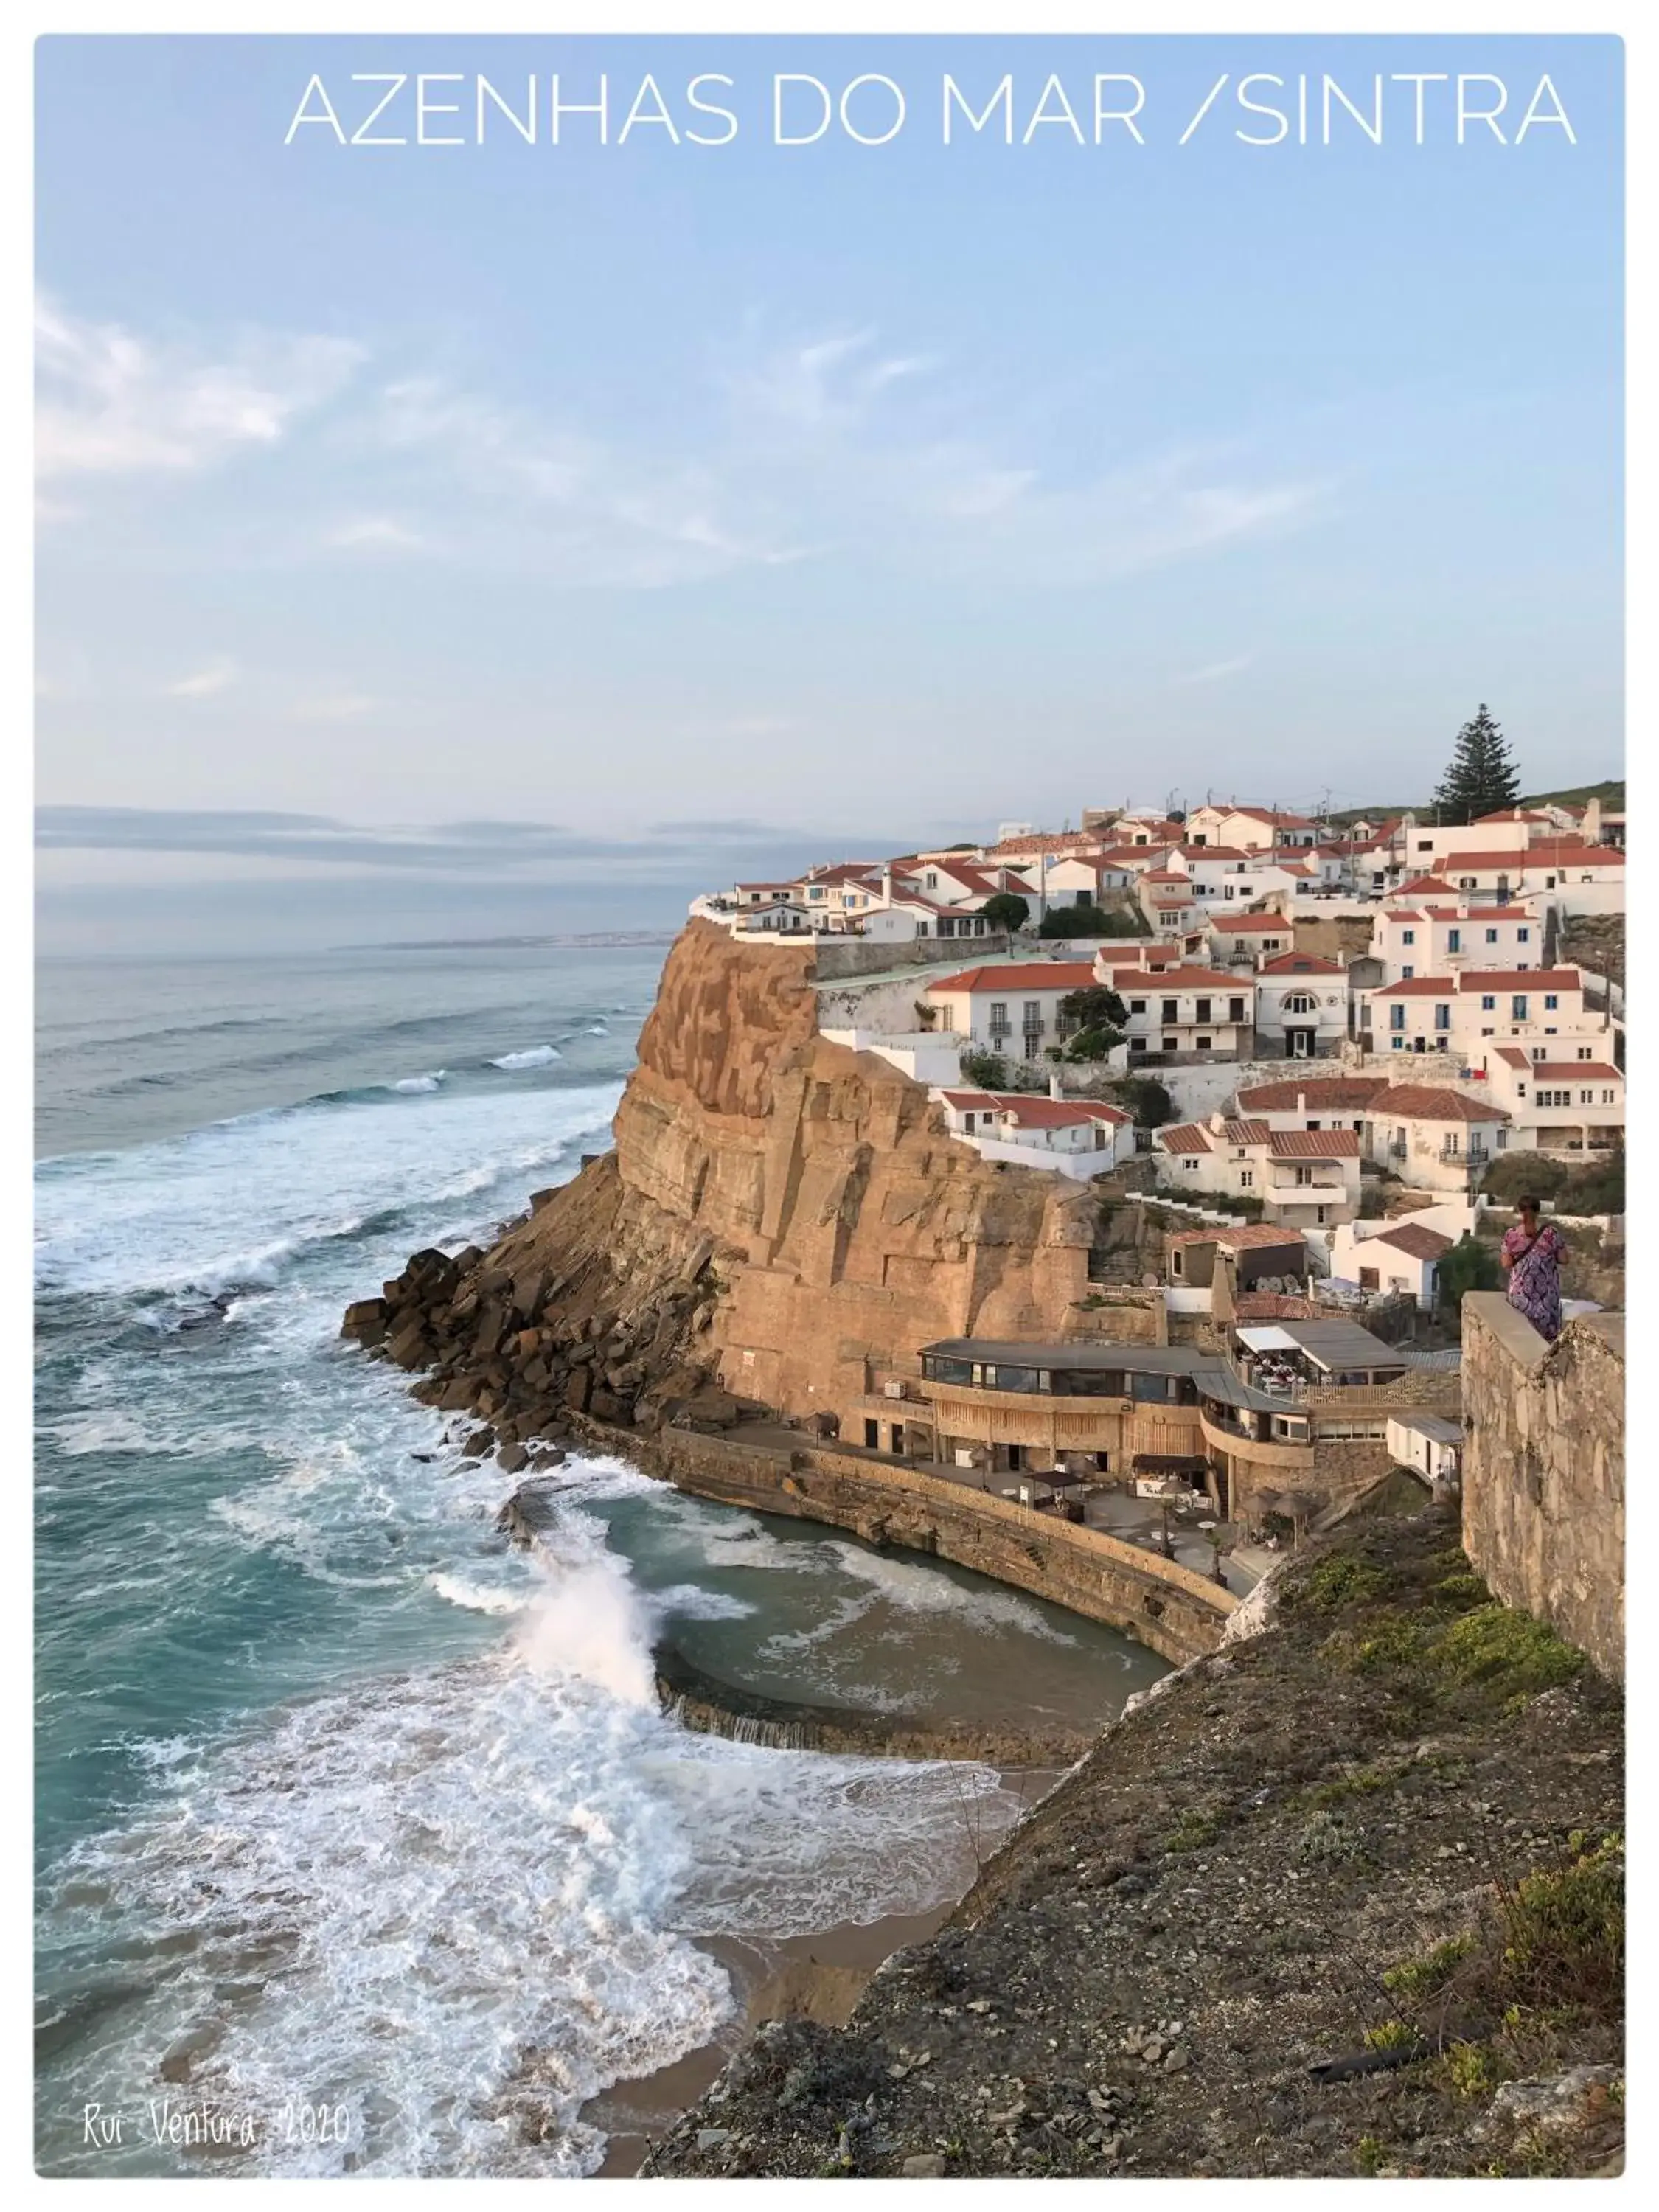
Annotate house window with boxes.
[1129,998,1146,1015]
[1434,1005,1450,1031]
[1579,1091,1594,1105]
[1239,1171,1253,1189]
[1163,1036,1178,1052]
[1161,1000,1178,1024]
[1459,876,1477,890]
[1183,1157,1199,1172]
[1130,1037,1147,1053]
[1294,1166,1314,1186]
[1316,1206,1328,1225]
[1197,1036,1212,1050]
[1485,928,1498,943]
[1401,966,1414,980]
[1512,996,1528,1020]
[1481,995,1495,1011]
[939,1005,955,1031]
[1447,929,1461,953]
[1603,1089,1615,1104]
[1402,928,1416,945]
[1195,998,1211,1024]
[1544,994,1558,1010]
[1517,927,1530,943]
[925,872,938,888]
[1229,998,1246,1023]
[1390,1006,1405,1031]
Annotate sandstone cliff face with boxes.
[492,921,1105,1429]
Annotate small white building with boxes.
[1251,951,1349,1060]
[920,961,1099,1065]
[1370,900,1543,986]
[1478,1048,1624,1156]
[1362,1084,1512,1194]
[1328,1217,1453,1306]
[1386,1412,1463,1492]
[1153,1112,1363,1228]
[931,1088,1133,1178]
[1099,963,1257,1061]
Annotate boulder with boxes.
[565,1370,592,1413]
[497,1441,529,1475]
[341,1297,388,1346]
[461,1427,496,1460]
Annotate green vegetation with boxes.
[1039,902,1144,939]
[1353,2135,1386,2177]
[1441,2041,1502,2099]
[1301,1764,1393,1811]
[1057,984,1127,1063]
[981,890,1031,933]
[1163,1808,1222,1854]
[959,1050,1012,1089]
[1301,1554,1394,1610]
[1363,2019,1418,2053]
[1432,1604,1585,1698]
[1481,1148,1623,1217]
[1436,1232,1500,1313]
[1500,1833,1624,2008]
[1383,1934,1475,2002]
[1433,703,1521,825]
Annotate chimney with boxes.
[1457,896,1470,920]
[1583,796,1602,844]
[1296,1091,1306,1114]
[1049,1071,1064,1102]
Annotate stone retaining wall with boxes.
[591,1419,1236,1667]
[1460,1293,1624,1680]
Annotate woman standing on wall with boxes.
[1500,1195,1567,1343]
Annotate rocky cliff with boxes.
[344,922,1121,1451]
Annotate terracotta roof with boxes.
[925,962,1097,993]
[1235,1077,1390,1111]
[1178,844,1253,862]
[1370,1221,1454,1262]
[1391,874,1457,896]
[1109,966,1250,991]
[1257,952,1343,975]
[1413,906,1537,922]
[1527,1062,1622,1083]
[1208,914,1290,933]
[1438,849,1529,874]
[1267,1128,1360,1158]
[1528,841,1625,866]
[1167,1222,1304,1249]
[1220,1119,1273,1147]
[1492,1048,1531,1068]
[1157,1124,1213,1154]
[938,1089,1127,1128]
[1142,870,1191,885]
[987,830,1107,858]
[1215,805,1318,828]
[1233,1291,1318,1319]
[1455,968,1580,992]
[1371,976,1458,998]
[734,881,801,893]
[1475,807,1557,824]
[1371,1085,1511,1124]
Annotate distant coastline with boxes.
[344,930,680,952]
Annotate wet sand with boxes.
[585,1769,1068,2177]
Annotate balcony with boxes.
[1440,1144,1490,1164]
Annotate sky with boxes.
[35,32,1623,951]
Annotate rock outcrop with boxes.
[341,920,1128,1452]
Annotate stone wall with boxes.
[1460,1293,1624,1680]
[616,1420,1236,1667]
[812,933,1011,981]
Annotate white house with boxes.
[1386,1413,1463,1491]
[1358,968,1599,1058]
[1251,951,1349,1060]
[1328,1217,1453,1306]
[931,1088,1133,1178]
[1098,962,1256,1060]
[1206,912,1298,967]
[1370,900,1543,985]
[1361,1083,1512,1194]
[1184,804,1321,853]
[1233,1074,1393,1133]
[1153,1112,1363,1228]
[1478,1047,1624,1156]
[920,961,1099,1064]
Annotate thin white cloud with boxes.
[35,293,361,482]
[166,657,239,698]
[1172,653,1257,687]
[327,515,428,553]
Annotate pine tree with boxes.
[1433,704,1521,825]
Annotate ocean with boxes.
[33,939,1166,2177]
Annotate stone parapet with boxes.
[1460,1293,1624,1680]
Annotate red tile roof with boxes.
[938,1090,1129,1127]
[1492,1047,1531,1068]
[1267,1128,1360,1158]
[1157,1123,1213,1154]
[1371,1085,1511,1124]
[1475,807,1557,824]
[1391,874,1457,896]
[1438,849,1529,874]
[1529,841,1625,866]
[925,962,1097,993]
[1235,1077,1391,1110]
[1527,1063,1622,1083]
[1108,966,1250,990]
[1220,1118,1273,1147]
[1371,976,1458,998]
[1370,1220,1454,1262]
[1208,914,1290,933]
[1167,1222,1305,1249]
[1258,952,1343,975]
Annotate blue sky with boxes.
[35,34,1622,947]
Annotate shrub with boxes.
[1499,1834,1624,2009]
[1432,1604,1585,1700]
[959,1050,1012,1088]
[1040,902,1145,939]
[981,891,1031,932]
[1301,1554,1392,1611]
[1482,1154,1566,1205]
[1383,1934,1475,2002]
[1111,1076,1174,1129]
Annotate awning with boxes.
[1235,1324,1300,1352]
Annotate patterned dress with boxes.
[1502,1221,1565,1342]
